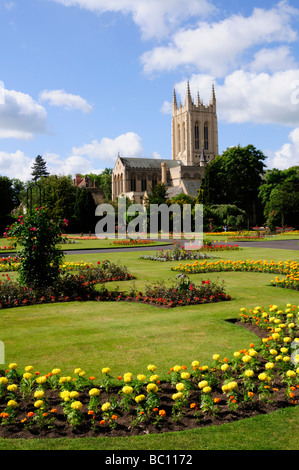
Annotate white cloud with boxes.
[53,0,215,39]
[39,89,93,113]
[141,1,298,76]
[176,69,299,127]
[0,87,47,140]
[70,132,143,163]
[249,46,297,73]
[267,127,299,170]
[0,150,33,180]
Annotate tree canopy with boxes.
[31,155,50,181]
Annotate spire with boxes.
[172,88,178,110]
[196,90,201,107]
[210,83,216,107]
[185,80,192,108]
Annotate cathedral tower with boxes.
[171,82,218,166]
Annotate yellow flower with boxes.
[135,394,146,403]
[22,372,33,380]
[242,355,252,363]
[244,369,254,377]
[7,400,18,408]
[233,351,241,358]
[213,354,220,361]
[191,360,199,368]
[150,374,159,382]
[221,363,229,371]
[0,377,8,385]
[147,364,157,372]
[8,363,17,370]
[36,376,47,384]
[175,383,185,392]
[173,365,181,372]
[70,391,80,399]
[203,386,212,393]
[181,372,190,380]
[286,370,296,378]
[258,373,270,382]
[34,390,45,399]
[147,383,158,393]
[198,380,209,389]
[101,402,111,412]
[52,368,61,375]
[34,400,44,409]
[25,366,34,372]
[7,384,18,392]
[74,368,82,374]
[122,386,134,395]
[102,367,111,374]
[137,374,146,382]
[265,362,275,370]
[71,401,83,411]
[172,392,183,401]
[89,388,100,396]
[270,349,277,356]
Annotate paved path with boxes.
[0,239,297,258]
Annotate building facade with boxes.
[112,82,218,203]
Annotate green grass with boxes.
[0,243,298,450]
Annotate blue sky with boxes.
[0,0,299,181]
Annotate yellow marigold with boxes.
[122,386,134,395]
[70,391,80,399]
[71,401,83,411]
[176,382,185,392]
[213,354,220,361]
[8,363,17,370]
[286,370,296,378]
[89,388,100,396]
[198,380,209,389]
[7,384,18,392]
[173,365,181,372]
[34,400,44,408]
[202,386,212,394]
[25,366,34,372]
[181,372,190,380]
[137,374,146,382]
[242,355,252,363]
[101,402,111,412]
[7,399,18,408]
[258,373,271,382]
[51,368,61,375]
[0,377,8,385]
[244,369,254,378]
[147,364,157,372]
[102,367,111,374]
[36,376,47,384]
[221,363,229,371]
[150,374,159,382]
[265,362,275,370]
[172,392,183,401]
[74,368,82,374]
[34,390,45,399]
[147,383,158,393]
[23,372,33,380]
[135,394,146,403]
[191,360,199,368]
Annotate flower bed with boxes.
[140,246,215,262]
[0,303,298,438]
[112,239,153,246]
[171,259,299,291]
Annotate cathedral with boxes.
[112,82,218,203]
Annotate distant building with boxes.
[73,174,105,205]
[112,82,218,203]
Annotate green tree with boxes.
[7,207,64,292]
[31,155,50,181]
[201,145,266,225]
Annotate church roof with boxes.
[181,179,202,197]
[119,157,181,169]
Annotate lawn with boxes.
[0,242,298,450]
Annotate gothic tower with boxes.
[171,82,218,166]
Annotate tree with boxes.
[31,155,50,181]
[201,145,266,225]
[260,167,299,228]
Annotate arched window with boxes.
[130,173,136,192]
[182,122,186,152]
[194,121,199,150]
[151,173,157,189]
[178,124,181,153]
[141,173,147,191]
[204,122,209,151]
